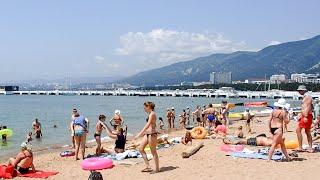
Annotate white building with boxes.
[291,73,320,84]
[270,74,286,84]
[210,72,232,84]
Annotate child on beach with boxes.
[181,131,192,145]
[158,117,165,130]
[234,126,244,138]
[1,126,8,143]
[179,114,186,129]
[94,115,106,155]
[244,109,254,134]
[26,132,33,142]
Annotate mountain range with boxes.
[119,35,320,86]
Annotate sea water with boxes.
[0,95,300,156]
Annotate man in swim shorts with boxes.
[296,85,314,152]
[223,134,283,147]
[203,104,216,128]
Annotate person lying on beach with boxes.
[26,132,33,142]
[181,131,192,145]
[234,126,244,138]
[94,115,106,155]
[110,110,123,134]
[32,119,42,138]
[100,122,127,154]
[222,134,284,146]
[8,142,35,174]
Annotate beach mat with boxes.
[231,152,282,161]
[18,171,58,179]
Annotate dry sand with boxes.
[4,117,320,180]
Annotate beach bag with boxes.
[88,171,103,180]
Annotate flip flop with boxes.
[289,152,298,157]
[293,149,306,152]
[141,167,152,172]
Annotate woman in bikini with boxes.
[134,102,160,173]
[8,142,35,174]
[267,99,291,161]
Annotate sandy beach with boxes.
[2,116,319,180]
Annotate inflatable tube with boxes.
[0,129,13,137]
[285,140,299,149]
[220,144,244,152]
[244,102,268,107]
[81,157,113,171]
[228,113,243,121]
[60,150,75,157]
[191,127,207,139]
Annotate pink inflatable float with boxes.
[81,158,113,171]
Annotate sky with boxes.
[1,0,320,82]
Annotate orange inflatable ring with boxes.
[285,140,299,149]
[191,127,207,139]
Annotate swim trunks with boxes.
[207,115,215,122]
[298,114,313,130]
[247,138,257,146]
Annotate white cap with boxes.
[274,98,290,109]
[115,110,121,115]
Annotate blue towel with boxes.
[231,152,282,161]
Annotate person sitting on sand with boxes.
[94,115,106,155]
[101,122,127,154]
[8,142,35,174]
[158,117,165,130]
[268,99,290,161]
[243,109,254,134]
[32,119,42,138]
[223,134,285,147]
[110,110,123,133]
[181,131,192,145]
[209,120,227,139]
[234,126,244,138]
[26,132,33,142]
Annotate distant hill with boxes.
[120,35,320,86]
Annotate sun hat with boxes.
[274,98,290,108]
[21,142,32,151]
[171,107,174,110]
[115,110,121,115]
[297,85,307,91]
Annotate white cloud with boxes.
[94,56,105,64]
[268,40,281,46]
[115,29,248,65]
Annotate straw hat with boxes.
[115,110,121,115]
[21,142,32,151]
[297,85,307,91]
[274,98,290,108]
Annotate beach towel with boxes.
[231,152,282,161]
[18,171,58,179]
[99,150,153,161]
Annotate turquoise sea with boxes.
[0,95,300,157]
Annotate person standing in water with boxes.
[166,108,172,129]
[32,119,42,138]
[186,107,191,124]
[296,85,314,152]
[134,102,160,173]
[171,107,175,128]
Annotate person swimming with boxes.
[32,119,42,139]
[1,125,8,144]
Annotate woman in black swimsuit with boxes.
[100,122,127,154]
[134,102,160,173]
[268,99,290,161]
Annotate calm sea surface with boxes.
[0,95,300,156]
